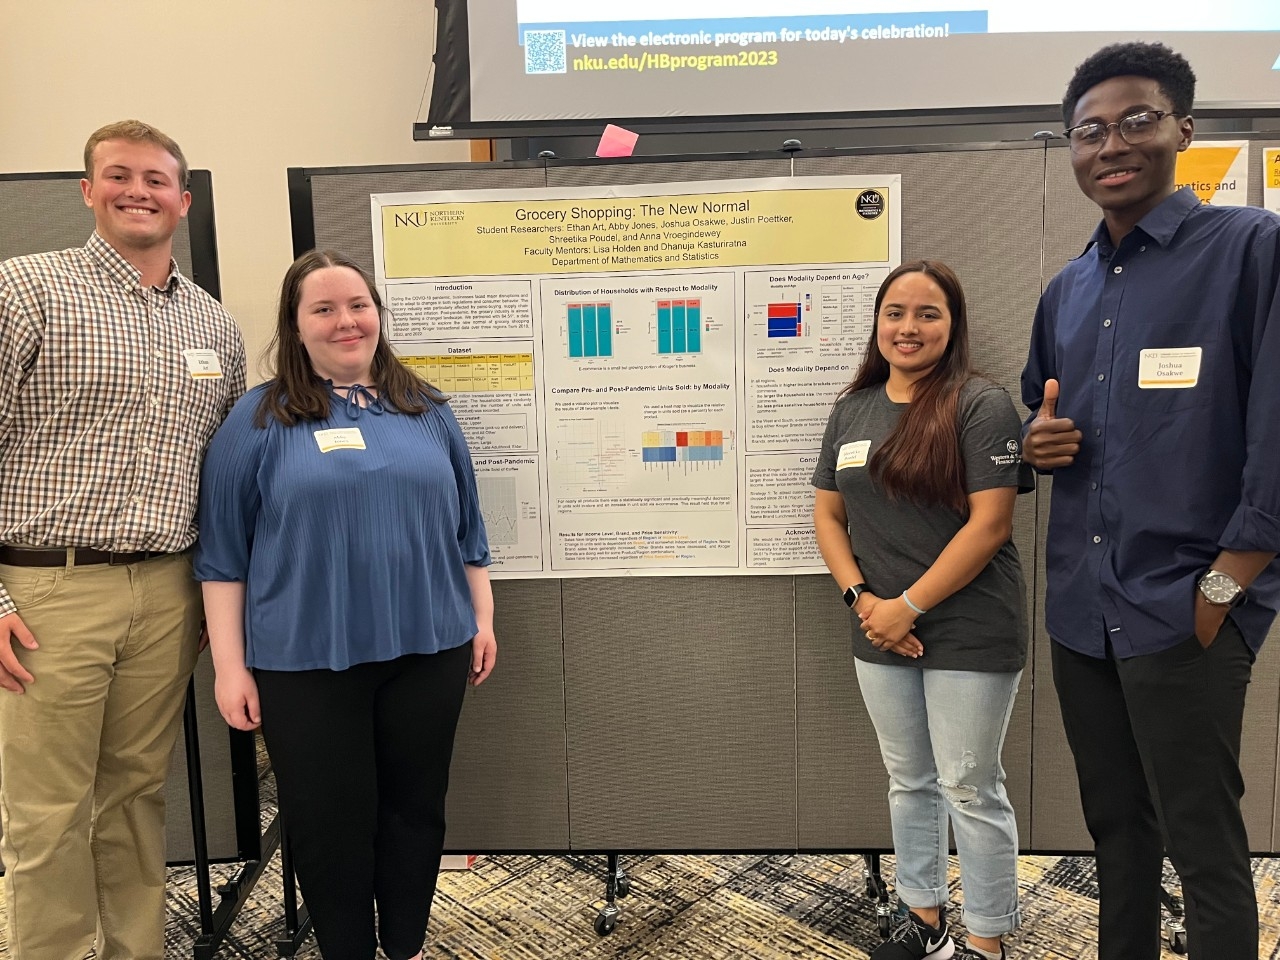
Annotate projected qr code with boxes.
[525,29,567,74]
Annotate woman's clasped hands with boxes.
[857,593,924,659]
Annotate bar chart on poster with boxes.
[567,302,614,358]
[425,0,1280,136]
[656,299,702,355]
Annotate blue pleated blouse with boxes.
[195,382,491,671]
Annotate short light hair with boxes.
[83,120,189,191]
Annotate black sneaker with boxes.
[870,912,955,959]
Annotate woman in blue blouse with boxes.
[197,249,496,960]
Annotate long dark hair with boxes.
[840,260,974,513]
[255,249,447,427]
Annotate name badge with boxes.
[314,428,366,453]
[1138,347,1202,389]
[182,348,223,379]
[837,440,871,470]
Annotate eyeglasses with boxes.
[1063,110,1181,153]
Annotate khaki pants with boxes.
[0,552,201,960]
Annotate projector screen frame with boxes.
[420,0,1280,142]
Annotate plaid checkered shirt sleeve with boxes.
[0,233,247,616]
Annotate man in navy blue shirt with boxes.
[1022,42,1280,960]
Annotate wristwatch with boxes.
[1198,569,1245,607]
[843,583,868,608]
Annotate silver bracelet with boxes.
[902,590,927,615]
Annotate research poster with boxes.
[1265,147,1280,216]
[1175,141,1250,206]
[371,177,901,576]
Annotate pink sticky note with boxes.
[596,124,639,158]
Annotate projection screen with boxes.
[421,0,1280,139]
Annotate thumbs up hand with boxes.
[1024,378,1082,470]
[1039,377,1060,420]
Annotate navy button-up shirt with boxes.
[1022,188,1280,658]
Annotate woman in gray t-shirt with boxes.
[812,260,1029,960]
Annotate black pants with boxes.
[1052,622,1255,960]
[256,643,471,960]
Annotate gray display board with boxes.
[288,136,1280,853]
[0,172,257,864]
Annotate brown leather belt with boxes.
[0,546,169,567]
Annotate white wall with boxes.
[0,0,470,376]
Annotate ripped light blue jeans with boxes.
[855,661,1023,938]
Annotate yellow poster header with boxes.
[380,187,892,278]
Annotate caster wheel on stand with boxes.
[1163,918,1187,955]
[594,904,619,937]
[593,853,625,936]
[1162,888,1187,954]
[876,909,893,938]
[863,853,894,939]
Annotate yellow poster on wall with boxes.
[1265,147,1280,216]
[1175,141,1249,206]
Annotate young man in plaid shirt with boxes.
[0,120,245,960]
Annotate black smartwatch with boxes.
[843,583,868,608]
